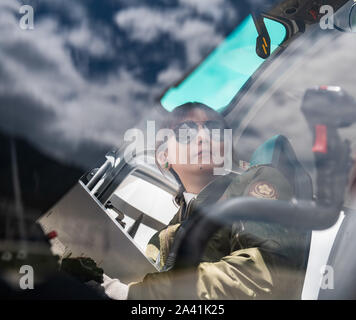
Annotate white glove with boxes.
[101,274,129,300]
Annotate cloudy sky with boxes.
[0,0,259,168]
[2,0,353,173]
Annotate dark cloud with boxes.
[1,41,58,72]
[0,93,55,137]
[0,0,249,169]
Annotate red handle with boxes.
[312,124,328,154]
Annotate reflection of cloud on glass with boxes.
[231,27,356,186]
[157,64,183,84]
[114,3,238,65]
[0,0,242,168]
[178,0,238,23]
[0,0,156,167]
[66,22,113,58]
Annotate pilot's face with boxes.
[166,109,225,177]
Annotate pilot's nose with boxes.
[196,125,210,144]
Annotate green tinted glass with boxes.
[161,15,287,112]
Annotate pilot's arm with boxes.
[69,166,309,300]
[126,166,310,300]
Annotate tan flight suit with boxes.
[127,165,311,300]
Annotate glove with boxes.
[60,257,104,284]
[101,274,129,300]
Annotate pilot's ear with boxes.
[156,150,170,169]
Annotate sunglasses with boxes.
[172,120,227,144]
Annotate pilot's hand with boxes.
[60,257,104,284]
[101,274,128,300]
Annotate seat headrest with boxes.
[250,135,313,200]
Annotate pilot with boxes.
[62,102,311,300]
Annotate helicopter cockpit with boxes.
[21,0,356,299]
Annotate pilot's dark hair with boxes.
[163,102,227,132]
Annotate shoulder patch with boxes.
[248,181,278,199]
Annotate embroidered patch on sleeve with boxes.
[248,181,278,199]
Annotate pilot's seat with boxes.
[249,134,350,300]
[248,134,314,299]
[249,134,313,200]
